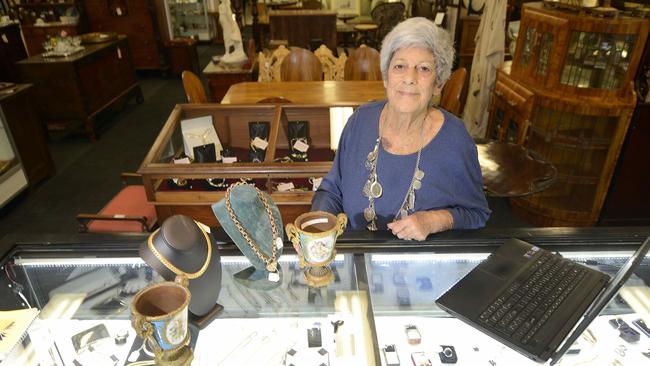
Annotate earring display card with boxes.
[288,121,310,162]
[248,121,270,163]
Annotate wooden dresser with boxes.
[0,84,55,186]
[0,23,27,82]
[269,10,337,51]
[16,36,143,141]
[84,0,168,71]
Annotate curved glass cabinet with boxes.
[1,228,649,365]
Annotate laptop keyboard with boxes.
[478,252,588,346]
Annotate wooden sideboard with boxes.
[84,0,168,71]
[16,36,143,141]
[0,23,27,82]
[269,9,337,51]
[0,84,55,186]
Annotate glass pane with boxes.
[506,119,519,143]
[491,107,505,140]
[561,31,637,89]
[520,26,536,66]
[536,32,553,76]
[3,253,366,365]
[366,251,650,365]
[168,0,210,40]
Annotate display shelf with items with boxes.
[138,103,358,227]
[165,0,210,41]
[9,0,85,56]
[484,2,650,226]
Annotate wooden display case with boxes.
[494,2,650,227]
[0,23,27,82]
[138,103,360,227]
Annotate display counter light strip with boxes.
[370,253,490,262]
[220,254,345,264]
[14,257,146,266]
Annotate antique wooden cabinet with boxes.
[489,2,650,226]
[16,36,142,141]
[269,9,337,51]
[0,84,55,186]
[84,0,168,70]
[0,23,27,81]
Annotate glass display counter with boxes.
[1,228,649,365]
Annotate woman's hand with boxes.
[387,210,454,241]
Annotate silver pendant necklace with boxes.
[363,115,426,231]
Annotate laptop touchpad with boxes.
[480,255,519,280]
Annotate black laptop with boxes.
[436,236,650,365]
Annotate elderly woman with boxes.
[311,17,490,240]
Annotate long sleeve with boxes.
[445,141,491,229]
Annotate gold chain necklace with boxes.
[147,223,212,279]
[225,182,282,272]
[363,112,426,231]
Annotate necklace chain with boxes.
[225,182,280,272]
[363,111,426,230]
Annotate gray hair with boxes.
[380,17,455,88]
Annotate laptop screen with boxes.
[550,235,650,365]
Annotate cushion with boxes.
[87,185,157,233]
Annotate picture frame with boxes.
[330,0,361,15]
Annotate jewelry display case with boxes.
[1,227,650,365]
[485,2,650,226]
[138,103,360,227]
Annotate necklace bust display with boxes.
[212,182,285,290]
[139,214,223,329]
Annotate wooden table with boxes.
[221,81,385,104]
[17,36,142,141]
[477,141,556,197]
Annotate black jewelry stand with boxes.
[140,215,223,329]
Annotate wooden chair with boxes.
[344,45,381,81]
[314,44,346,81]
[440,67,467,116]
[371,2,405,46]
[258,45,291,82]
[181,70,208,103]
[77,173,157,233]
[280,47,324,81]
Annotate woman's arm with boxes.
[311,111,356,215]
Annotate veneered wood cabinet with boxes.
[0,23,27,82]
[0,84,55,186]
[17,36,143,141]
[84,0,167,70]
[495,2,650,227]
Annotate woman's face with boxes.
[384,47,440,115]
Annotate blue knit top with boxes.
[312,100,491,230]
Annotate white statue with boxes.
[218,0,248,65]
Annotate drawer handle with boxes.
[494,89,503,97]
[507,99,517,107]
